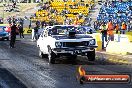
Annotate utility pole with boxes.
[64,2,66,25]
[3,3,6,23]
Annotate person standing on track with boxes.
[18,24,24,39]
[115,23,119,34]
[106,20,114,47]
[121,22,127,34]
[9,22,17,48]
[106,20,114,41]
[99,22,107,49]
[33,25,40,40]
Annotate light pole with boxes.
[64,2,67,25]
[3,4,6,23]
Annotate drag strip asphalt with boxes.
[0,36,132,88]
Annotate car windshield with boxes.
[49,26,86,35]
[76,27,87,34]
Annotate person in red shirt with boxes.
[115,23,119,34]
[106,20,114,41]
[121,22,127,34]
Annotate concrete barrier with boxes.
[90,33,102,51]
[94,33,102,51]
[106,34,132,55]
[106,41,132,55]
[126,35,132,42]
[92,33,132,54]
[114,34,130,42]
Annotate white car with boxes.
[37,25,98,64]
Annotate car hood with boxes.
[52,34,93,40]
[0,31,8,34]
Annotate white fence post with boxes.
[32,29,34,40]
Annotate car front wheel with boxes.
[87,49,95,61]
[39,48,47,58]
[48,47,56,64]
[39,49,44,58]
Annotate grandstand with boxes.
[31,0,95,25]
[96,0,132,25]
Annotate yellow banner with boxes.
[23,28,32,34]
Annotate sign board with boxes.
[23,28,32,34]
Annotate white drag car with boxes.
[37,25,98,64]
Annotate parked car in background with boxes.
[2,26,11,33]
[0,24,19,34]
[0,26,9,40]
[0,24,11,33]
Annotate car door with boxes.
[39,30,49,54]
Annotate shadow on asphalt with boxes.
[0,68,27,88]
[41,56,97,65]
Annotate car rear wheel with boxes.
[48,47,56,64]
[87,49,95,61]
